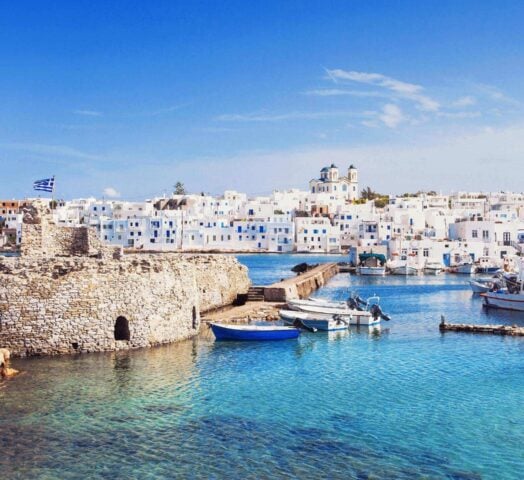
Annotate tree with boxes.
[174,182,186,195]
[374,197,389,208]
[361,186,377,200]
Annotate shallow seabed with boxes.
[1,255,523,479]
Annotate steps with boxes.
[247,286,265,302]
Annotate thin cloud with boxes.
[473,83,522,106]
[103,187,120,198]
[325,68,440,112]
[128,103,192,118]
[451,96,477,108]
[303,89,390,98]
[437,111,481,119]
[216,110,362,122]
[0,142,102,161]
[73,110,103,117]
[378,104,406,128]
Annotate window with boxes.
[482,230,489,239]
[472,230,478,238]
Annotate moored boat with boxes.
[390,264,420,276]
[358,253,386,276]
[388,253,421,276]
[280,309,380,328]
[450,252,476,274]
[210,323,300,341]
[476,256,501,274]
[424,260,443,275]
[290,294,389,316]
[481,291,524,311]
[481,261,524,311]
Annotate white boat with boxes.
[288,298,348,311]
[390,264,420,276]
[482,260,524,311]
[455,263,476,274]
[481,291,524,311]
[287,295,391,321]
[468,279,506,294]
[476,256,501,274]
[469,279,490,294]
[358,266,386,276]
[388,254,421,276]
[358,253,386,276]
[424,260,443,275]
[450,252,476,274]
[289,303,354,315]
[280,309,380,328]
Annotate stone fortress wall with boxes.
[0,202,250,357]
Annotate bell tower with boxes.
[348,165,359,200]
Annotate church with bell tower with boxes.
[309,164,359,201]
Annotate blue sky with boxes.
[1,0,524,199]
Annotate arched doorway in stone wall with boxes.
[114,316,130,341]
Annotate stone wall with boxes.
[0,203,250,357]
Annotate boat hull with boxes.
[390,265,420,275]
[358,266,386,276]
[424,267,442,275]
[469,280,491,294]
[280,309,380,327]
[476,267,501,274]
[453,264,476,274]
[481,292,524,311]
[288,303,364,316]
[210,323,300,341]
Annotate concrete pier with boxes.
[202,263,340,324]
[263,263,339,302]
[439,321,524,336]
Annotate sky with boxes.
[1,0,524,200]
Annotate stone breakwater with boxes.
[0,202,250,357]
[439,321,524,336]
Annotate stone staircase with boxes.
[247,286,265,302]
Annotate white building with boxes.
[309,164,359,202]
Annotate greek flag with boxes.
[33,176,55,193]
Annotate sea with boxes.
[1,254,523,479]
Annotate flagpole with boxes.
[51,175,55,210]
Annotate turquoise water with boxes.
[1,255,524,479]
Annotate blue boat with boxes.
[210,323,300,341]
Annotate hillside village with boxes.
[1,164,523,269]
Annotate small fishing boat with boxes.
[481,291,524,311]
[280,309,380,328]
[288,298,349,311]
[390,264,420,276]
[450,252,476,274]
[388,254,421,275]
[210,323,300,341]
[288,294,391,322]
[481,264,524,311]
[468,272,506,293]
[453,263,476,274]
[476,256,501,274]
[424,260,443,275]
[358,253,386,276]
